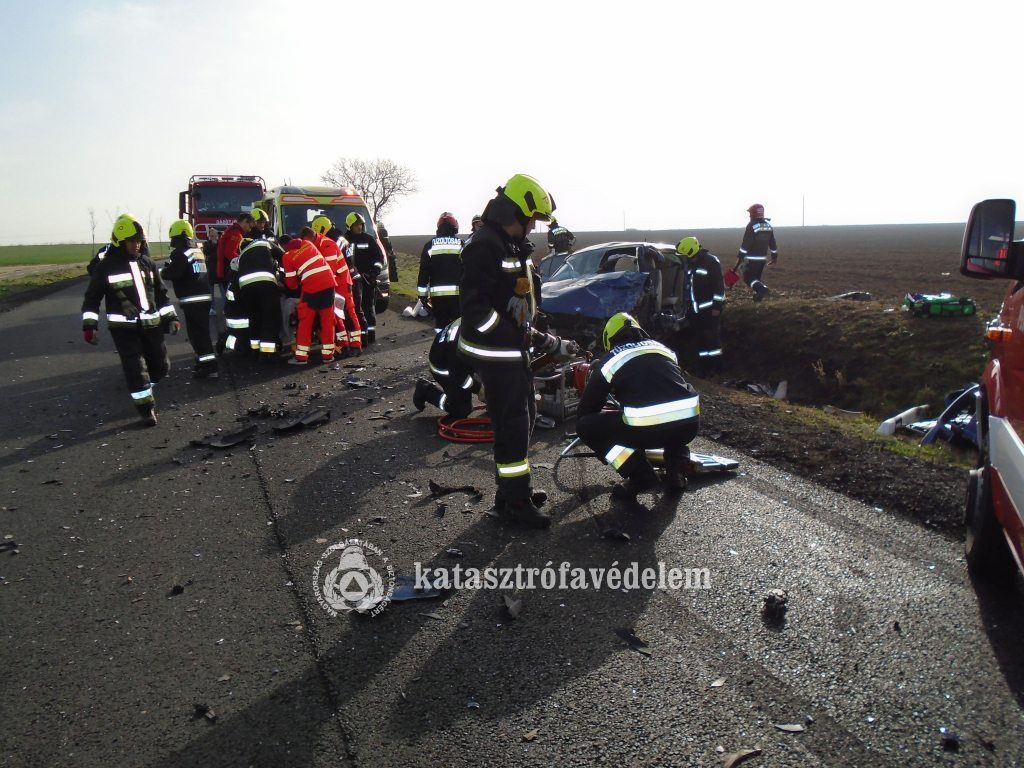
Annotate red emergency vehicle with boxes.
[960,199,1024,579]
[178,175,266,241]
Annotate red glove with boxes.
[83,329,98,345]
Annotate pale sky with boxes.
[2,0,1022,245]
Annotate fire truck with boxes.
[960,199,1024,579]
[178,175,266,241]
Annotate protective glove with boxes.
[170,320,181,335]
[83,329,98,345]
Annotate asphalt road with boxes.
[1,281,1023,767]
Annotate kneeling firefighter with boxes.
[576,313,700,497]
[413,319,482,418]
[160,220,217,378]
[457,174,578,528]
[81,216,179,426]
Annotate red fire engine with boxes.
[960,199,1024,579]
[178,175,266,241]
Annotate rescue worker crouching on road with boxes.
[677,237,725,378]
[417,212,463,333]
[345,212,386,346]
[235,236,285,362]
[312,216,362,358]
[160,220,217,378]
[458,174,577,528]
[82,216,179,426]
[283,227,337,365]
[734,203,777,302]
[576,313,700,498]
[414,318,482,418]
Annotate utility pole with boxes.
[802,195,805,227]
[623,211,626,231]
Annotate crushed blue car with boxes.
[539,242,691,350]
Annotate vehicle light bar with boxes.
[986,325,1013,342]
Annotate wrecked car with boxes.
[540,242,690,350]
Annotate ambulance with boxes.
[960,199,1024,579]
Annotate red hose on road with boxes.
[438,405,493,443]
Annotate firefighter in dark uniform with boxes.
[250,208,272,240]
[218,243,251,356]
[235,237,284,361]
[81,216,179,426]
[88,214,135,276]
[734,203,778,302]
[547,216,576,256]
[677,237,725,377]
[160,220,217,378]
[458,174,576,528]
[379,223,398,281]
[417,212,463,332]
[344,212,386,345]
[412,318,482,418]
[576,313,700,497]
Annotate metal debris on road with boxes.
[217,674,231,682]
[207,424,257,448]
[710,677,726,688]
[192,703,217,722]
[504,595,523,619]
[775,723,805,733]
[602,528,631,542]
[467,701,479,709]
[723,748,761,768]
[391,575,441,601]
[273,408,331,432]
[428,480,481,498]
[445,547,462,557]
[613,627,650,655]
[419,612,442,620]
[763,589,789,622]
[824,405,863,418]
[523,729,538,742]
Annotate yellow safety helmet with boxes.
[251,208,269,222]
[502,174,555,222]
[677,237,701,258]
[602,312,641,351]
[168,219,195,239]
[345,212,366,230]
[111,215,145,247]
[312,216,333,236]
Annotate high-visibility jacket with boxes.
[82,245,177,331]
[161,246,212,304]
[456,221,536,370]
[687,248,726,314]
[314,233,352,287]
[282,240,336,296]
[217,222,246,279]
[417,236,463,299]
[738,217,778,263]
[576,338,699,427]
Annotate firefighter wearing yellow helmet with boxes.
[456,174,575,528]
[81,215,179,426]
[677,236,725,377]
[575,312,700,497]
[250,208,271,240]
[160,220,217,378]
[344,211,386,345]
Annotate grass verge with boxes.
[0,265,89,300]
[0,243,169,266]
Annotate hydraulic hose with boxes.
[438,405,493,443]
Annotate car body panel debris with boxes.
[391,575,441,602]
[504,595,523,618]
[877,405,929,436]
[723,747,761,768]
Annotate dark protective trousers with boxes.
[223,287,250,352]
[359,276,377,344]
[240,282,282,356]
[423,374,480,419]
[576,411,699,478]
[430,296,461,332]
[109,327,170,409]
[690,310,723,376]
[478,366,535,503]
[180,301,216,370]
[350,277,367,345]
[742,258,768,295]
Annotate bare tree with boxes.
[156,215,165,256]
[320,157,418,221]
[88,208,97,251]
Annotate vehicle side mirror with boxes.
[960,199,1019,279]
[178,191,188,219]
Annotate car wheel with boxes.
[964,428,1017,580]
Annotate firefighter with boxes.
[88,213,134,276]
[312,216,362,358]
[282,227,336,364]
[160,220,217,378]
[378,223,399,281]
[345,212,386,345]
[458,174,576,528]
[677,237,725,377]
[218,245,251,356]
[417,212,463,332]
[81,216,179,426]
[733,203,777,302]
[547,216,576,256]
[413,318,486,419]
[575,313,700,497]
[250,208,272,240]
[235,237,284,361]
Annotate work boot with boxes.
[752,284,770,303]
[348,347,362,358]
[494,489,548,509]
[501,497,552,529]
[611,465,661,500]
[366,330,376,344]
[288,357,308,366]
[413,379,431,411]
[136,404,157,427]
[663,450,690,493]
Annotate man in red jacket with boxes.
[282,227,336,365]
[216,213,254,283]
